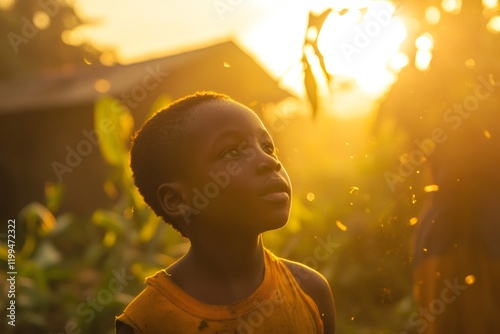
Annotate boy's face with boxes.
[179,99,291,235]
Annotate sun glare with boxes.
[425,6,441,25]
[483,0,499,9]
[314,1,407,117]
[316,2,406,85]
[487,16,500,33]
[241,1,408,118]
[441,0,462,14]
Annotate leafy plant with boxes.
[0,95,186,334]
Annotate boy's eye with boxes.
[221,148,241,159]
[262,143,277,156]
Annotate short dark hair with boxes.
[130,91,232,232]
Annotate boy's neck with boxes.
[190,233,264,276]
[167,232,266,304]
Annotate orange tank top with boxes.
[116,248,323,333]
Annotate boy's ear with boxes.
[157,182,188,221]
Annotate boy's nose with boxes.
[256,151,281,175]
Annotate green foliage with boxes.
[94,96,134,169]
[0,95,185,334]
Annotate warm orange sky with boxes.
[74,0,307,64]
[74,0,407,118]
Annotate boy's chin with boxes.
[267,220,289,232]
[259,215,290,233]
[235,219,289,236]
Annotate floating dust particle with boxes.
[94,79,111,93]
[465,275,476,285]
[33,11,51,30]
[336,220,347,231]
[424,184,440,193]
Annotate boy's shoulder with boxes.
[279,258,332,303]
[115,270,185,333]
[280,257,336,334]
[280,258,329,292]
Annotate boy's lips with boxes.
[260,178,291,202]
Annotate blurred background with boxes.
[1,0,499,333]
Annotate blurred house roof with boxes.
[0,40,292,115]
[0,40,293,221]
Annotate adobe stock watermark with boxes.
[51,117,116,182]
[213,0,242,21]
[51,64,168,182]
[399,277,467,334]
[50,267,134,334]
[266,102,293,133]
[339,5,393,64]
[7,0,61,54]
[385,75,496,192]
[117,64,168,110]
[292,234,339,284]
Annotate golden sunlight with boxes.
[242,1,408,118]
[425,6,441,25]
[487,16,500,33]
[415,33,434,71]
[316,2,406,76]
[315,1,407,116]
[483,0,499,9]
[0,0,14,10]
[441,0,462,14]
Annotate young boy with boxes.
[116,92,336,333]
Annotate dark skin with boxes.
[117,100,335,334]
